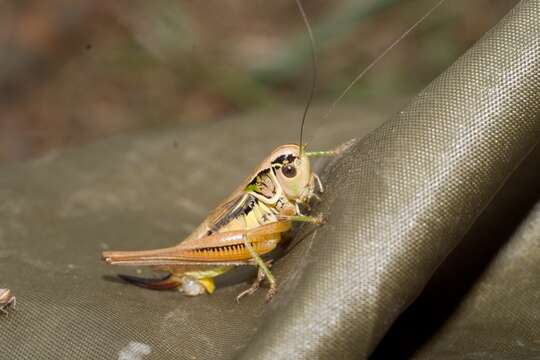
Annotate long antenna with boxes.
[324,0,446,120]
[295,0,317,156]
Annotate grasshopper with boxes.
[102,144,340,302]
[0,289,16,315]
[102,0,337,303]
[102,0,446,302]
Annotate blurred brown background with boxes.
[0,0,517,163]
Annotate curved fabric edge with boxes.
[240,1,540,359]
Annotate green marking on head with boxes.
[245,183,258,192]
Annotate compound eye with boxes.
[281,164,297,178]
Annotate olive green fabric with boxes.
[372,145,540,359]
[240,1,540,358]
[1,1,539,360]
[0,106,383,360]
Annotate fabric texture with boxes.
[373,145,540,359]
[1,1,539,359]
[241,1,540,358]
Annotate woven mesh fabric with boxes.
[0,1,539,359]
[0,106,383,360]
[240,0,540,358]
[372,145,540,359]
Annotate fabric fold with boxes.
[240,1,540,358]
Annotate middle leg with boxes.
[236,260,274,303]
